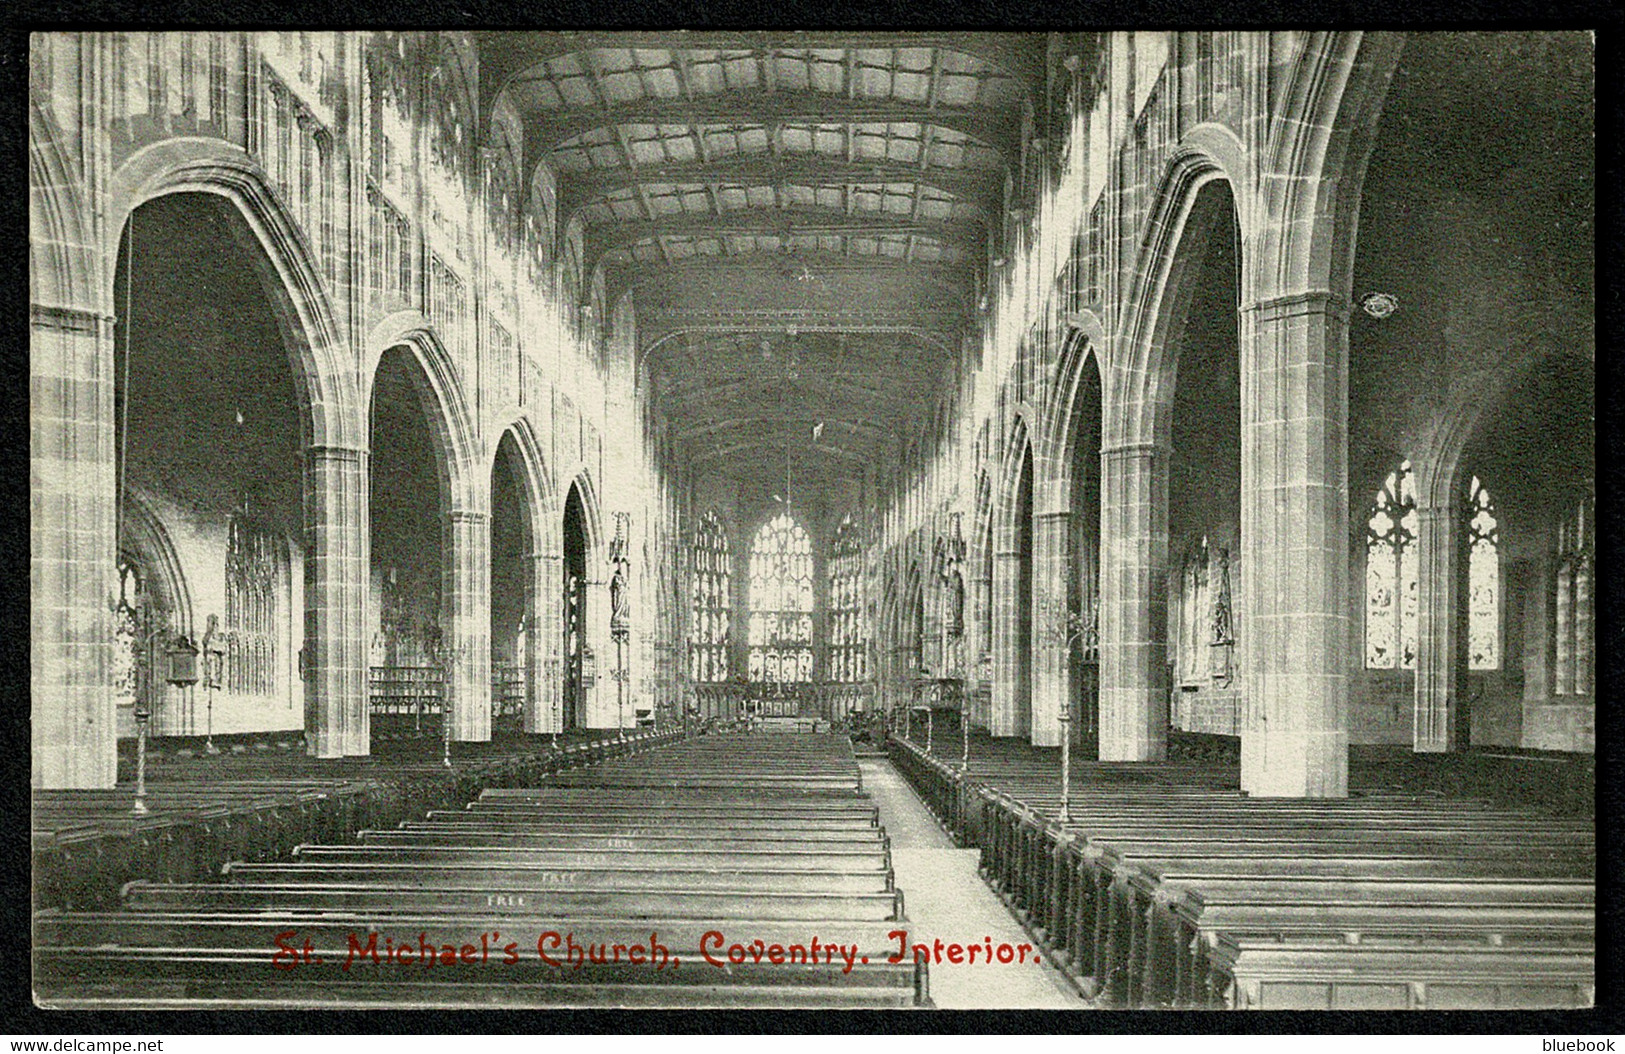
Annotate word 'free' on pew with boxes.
[35,732,931,1009]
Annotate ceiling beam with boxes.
[603,256,973,318]
[521,91,1015,158]
[664,380,912,411]
[688,437,875,465]
[480,31,1044,114]
[557,158,1001,222]
[585,208,983,272]
[675,416,892,441]
[638,318,965,365]
[572,167,994,209]
[610,251,971,290]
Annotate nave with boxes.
[30,31,1596,1014]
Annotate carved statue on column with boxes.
[947,566,965,640]
[609,513,631,643]
[609,558,630,640]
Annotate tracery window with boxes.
[689,512,731,683]
[1465,477,1500,671]
[829,514,866,683]
[225,507,282,698]
[1554,493,1594,696]
[1366,460,1419,669]
[747,513,813,684]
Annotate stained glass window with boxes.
[1465,477,1499,671]
[1554,493,1594,696]
[748,513,813,684]
[113,555,145,708]
[689,512,731,683]
[829,514,866,683]
[1366,460,1418,669]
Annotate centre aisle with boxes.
[858,760,1088,1009]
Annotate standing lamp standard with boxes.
[200,615,225,756]
[442,672,453,769]
[960,678,971,773]
[131,698,152,814]
[932,515,969,772]
[1053,608,1093,825]
[133,634,200,814]
[425,628,454,768]
[609,513,632,741]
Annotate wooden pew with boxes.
[34,729,681,909]
[886,734,1595,1010]
[35,911,925,1008]
[1206,931,1593,1009]
[39,732,932,1008]
[1167,902,1595,1008]
[372,824,887,848]
[120,880,906,919]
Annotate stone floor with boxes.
[858,758,1089,1010]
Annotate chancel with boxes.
[30,31,1594,1011]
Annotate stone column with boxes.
[990,548,1026,737]
[442,508,491,741]
[1030,510,1072,746]
[523,550,559,734]
[304,444,370,758]
[1098,442,1169,761]
[1239,291,1349,797]
[1412,503,1460,752]
[583,573,612,728]
[1519,547,1552,750]
[32,307,119,788]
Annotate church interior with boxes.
[29,31,1595,1011]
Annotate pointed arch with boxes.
[109,137,360,451]
[560,465,606,564]
[1259,31,1405,305]
[489,417,558,731]
[1038,318,1107,514]
[994,414,1035,553]
[490,414,560,560]
[366,314,482,515]
[903,559,925,676]
[119,487,195,642]
[1112,151,1240,451]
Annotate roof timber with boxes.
[584,208,984,273]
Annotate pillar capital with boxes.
[1101,440,1165,459]
[1242,289,1352,324]
[306,444,366,464]
[31,303,116,334]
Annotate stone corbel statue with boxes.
[947,566,965,640]
[609,513,631,642]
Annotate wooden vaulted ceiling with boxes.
[481,31,1042,503]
